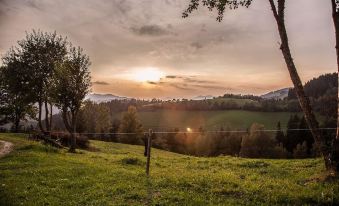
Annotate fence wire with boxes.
[43,127,337,136]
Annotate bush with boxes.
[48,132,90,149]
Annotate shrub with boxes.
[48,132,90,149]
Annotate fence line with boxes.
[42,127,337,136]
[31,128,337,177]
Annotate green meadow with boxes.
[0,133,338,205]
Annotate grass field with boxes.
[207,98,259,106]
[114,110,298,131]
[0,133,338,205]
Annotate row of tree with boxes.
[0,30,91,151]
[74,105,324,159]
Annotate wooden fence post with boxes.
[146,129,152,176]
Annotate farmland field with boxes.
[113,110,298,131]
[0,133,338,205]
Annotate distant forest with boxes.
[85,72,337,114]
[89,73,337,115]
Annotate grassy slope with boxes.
[114,110,297,130]
[0,133,338,206]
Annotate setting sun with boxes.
[132,67,165,83]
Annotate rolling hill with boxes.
[261,88,290,100]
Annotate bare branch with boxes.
[268,0,279,21]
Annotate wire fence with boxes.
[42,127,337,136]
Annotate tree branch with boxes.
[332,0,337,14]
[277,0,285,19]
[268,0,279,21]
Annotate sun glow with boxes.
[132,67,165,83]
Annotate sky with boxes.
[0,0,336,99]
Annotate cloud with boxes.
[169,83,195,91]
[147,81,158,85]
[190,42,203,49]
[130,24,169,36]
[0,0,334,98]
[150,75,224,91]
[194,84,227,90]
[183,77,214,84]
[165,75,178,79]
[93,81,110,85]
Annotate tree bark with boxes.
[62,110,72,133]
[44,100,50,132]
[38,101,46,134]
[268,0,332,169]
[62,109,77,152]
[49,103,53,131]
[69,111,77,153]
[331,0,339,172]
[14,111,20,133]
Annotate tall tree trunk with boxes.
[44,100,50,132]
[268,0,332,169]
[49,103,53,131]
[14,112,20,133]
[62,110,72,133]
[38,101,46,134]
[331,0,339,172]
[69,111,77,153]
[62,109,77,152]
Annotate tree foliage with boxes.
[0,53,37,131]
[118,106,144,145]
[0,30,91,151]
[183,0,252,22]
[52,46,91,151]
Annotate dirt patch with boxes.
[0,140,13,157]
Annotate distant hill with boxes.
[261,88,290,100]
[85,93,128,103]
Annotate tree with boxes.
[183,0,333,170]
[240,123,276,158]
[79,100,97,133]
[298,116,314,155]
[18,30,67,133]
[285,114,300,153]
[0,57,37,132]
[275,121,285,145]
[53,46,91,152]
[330,0,339,172]
[0,66,11,125]
[109,119,121,142]
[118,106,144,145]
[95,104,112,133]
[293,141,308,159]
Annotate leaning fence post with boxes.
[146,129,153,176]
